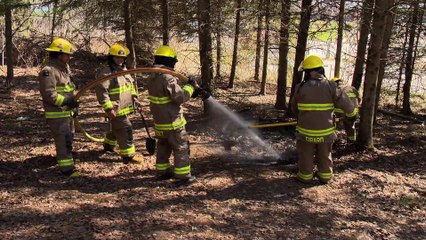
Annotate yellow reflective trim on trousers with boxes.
[102,100,114,110]
[156,163,171,171]
[154,117,187,131]
[116,106,134,116]
[298,103,334,111]
[346,108,359,117]
[334,108,344,113]
[149,95,172,104]
[55,94,65,106]
[297,171,313,180]
[109,84,134,95]
[182,84,195,96]
[45,111,72,119]
[174,165,191,175]
[120,145,135,156]
[56,84,75,93]
[104,137,117,146]
[57,158,74,167]
[296,126,336,137]
[347,92,357,98]
[317,171,333,180]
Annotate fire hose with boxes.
[248,118,341,129]
[73,67,340,142]
[73,67,188,143]
[249,121,297,128]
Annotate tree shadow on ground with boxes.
[0,153,158,193]
[335,150,425,175]
[0,178,339,239]
[340,164,425,239]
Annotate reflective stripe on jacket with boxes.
[291,77,355,143]
[146,65,194,132]
[39,59,76,119]
[95,64,137,115]
[334,85,360,118]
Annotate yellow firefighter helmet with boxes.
[109,44,130,57]
[298,55,324,71]
[154,45,177,60]
[45,38,75,54]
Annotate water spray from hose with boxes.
[203,97,281,160]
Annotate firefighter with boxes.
[291,55,357,184]
[39,38,80,177]
[332,77,361,143]
[146,45,203,186]
[95,43,139,164]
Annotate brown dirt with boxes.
[0,68,425,239]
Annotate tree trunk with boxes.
[161,0,169,45]
[358,0,390,149]
[395,22,410,107]
[50,0,59,42]
[259,0,270,95]
[254,0,263,82]
[412,0,425,67]
[123,0,136,69]
[5,2,14,87]
[334,0,345,79]
[275,0,291,110]
[215,0,222,80]
[412,0,425,72]
[351,0,373,90]
[228,0,242,89]
[374,0,396,122]
[197,0,214,91]
[287,0,313,115]
[402,0,420,115]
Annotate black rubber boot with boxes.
[175,176,197,187]
[122,156,133,164]
[156,168,174,181]
[103,143,114,152]
[61,169,80,177]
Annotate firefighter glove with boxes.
[63,97,80,108]
[187,75,198,89]
[191,88,200,98]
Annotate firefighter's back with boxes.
[295,78,337,143]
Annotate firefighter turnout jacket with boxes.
[334,85,360,142]
[39,59,76,119]
[95,64,137,158]
[39,58,77,173]
[291,76,356,183]
[291,77,356,143]
[96,65,137,117]
[146,64,195,179]
[334,85,360,119]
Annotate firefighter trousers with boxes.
[336,116,357,143]
[343,118,356,142]
[156,127,191,179]
[104,115,135,158]
[46,118,75,173]
[296,140,333,182]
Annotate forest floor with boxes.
[0,67,425,240]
